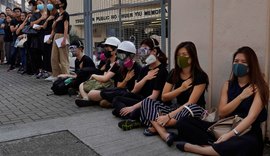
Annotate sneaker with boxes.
[36,72,43,79]
[118,119,141,131]
[75,99,98,107]
[7,66,15,72]
[42,71,50,79]
[45,76,57,81]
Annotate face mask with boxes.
[117,53,127,61]
[47,4,54,11]
[55,4,61,9]
[145,54,157,65]
[100,53,106,61]
[104,50,112,58]
[177,56,190,68]
[37,4,44,11]
[233,63,249,77]
[124,58,134,69]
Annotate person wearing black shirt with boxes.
[115,38,168,124]
[3,15,12,64]
[46,0,70,81]
[140,41,209,146]
[58,39,96,90]
[75,36,121,107]
[8,7,21,71]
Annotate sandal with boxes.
[143,128,158,136]
[166,132,177,147]
[176,141,187,152]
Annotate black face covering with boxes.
[104,50,112,58]
[55,4,61,9]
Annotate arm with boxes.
[218,82,255,118]
[168,84,206,118]
[91,71,115,83]
[30,13,47,27]
[215,91,263,143]
[10,25,18,33]
[42,16,54,29]
[61,20,69,47]
[131,68,159,93]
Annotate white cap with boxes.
[118,41,136,54]
[104,37,121,47]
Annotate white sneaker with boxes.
[45,76,57,82]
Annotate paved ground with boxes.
[0,64,269,156]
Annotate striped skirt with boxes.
[140,98,205,127]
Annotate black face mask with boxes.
[55,4,61,9]
[104,50,112,58]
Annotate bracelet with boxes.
[233,128,239,136]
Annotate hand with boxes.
[156,114,170,127]
[47,15,55,21]
[46,39,52,44]
[180,78,192,91]
[18,35,23,40]
[120,106,135,116]
[56,15,63,22]
[34,26,42,30]
[145,68,159,80]
[214,132,233,144]
[239,85,257,100]
[124,70,135,82]
[61,39,66,47]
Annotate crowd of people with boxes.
[0,1,269,156]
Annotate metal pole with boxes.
[160,0,166,58]
[167,0,171,70]
[22,0,25,11]
[118,0,122,39]
[89,0,93,58]
[83,0,92,57]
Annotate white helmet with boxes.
[117,41,136,54]
[104,37,121,47]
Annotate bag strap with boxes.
[184,105,194,117]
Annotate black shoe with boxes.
[75,99,91,107]
[176,141,187,152]
[7,66,15,72]
[166,132,177,147]
[143,128,158,136]
[118,119,141,131]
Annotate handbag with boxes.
[22,25,38,35]
[17,37,27,48]
[202,108,218,122]
[207,115,251,139]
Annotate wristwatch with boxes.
[233,128,239,136]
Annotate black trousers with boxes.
[112,93,144,120]
[176,117,215,145]
[43,43,52,72]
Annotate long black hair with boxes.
[172,41,208,89]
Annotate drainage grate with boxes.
[0,130,100,156]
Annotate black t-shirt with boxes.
[116,62,142,91]
[137,64,168,100]
[10,18,21,40]
[167,69,208,107]
[44,18,54,35]
[54,11,69,34]
[74,55,95,73]
[4,23,13,42]
[105,61,120,86]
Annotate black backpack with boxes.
[51,77,70,95]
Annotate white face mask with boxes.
[145,54,157,65]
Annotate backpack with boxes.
[51,77,72,95]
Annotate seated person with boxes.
[139,41,209,146]
[58,39,96,91]
[75,36,121,106]
[91,41,142,108]
[175,46,268,156]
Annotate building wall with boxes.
[171,0,270,137]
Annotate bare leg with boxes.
[151,119,177,141]
[88,90,102,101]
[79,83,88,100]
[184,143,219,156]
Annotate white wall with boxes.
[171,0,270,137]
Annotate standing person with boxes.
[3,15,12,65]
[0,12,6,64]
[28,0,47,78]
[115,38,168,127]
[38,0,57,78]
[5,7,14,18]
[8,7,22,71]
[45,0,70,81]
[139,41,209,146]
[175,46,268,156]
